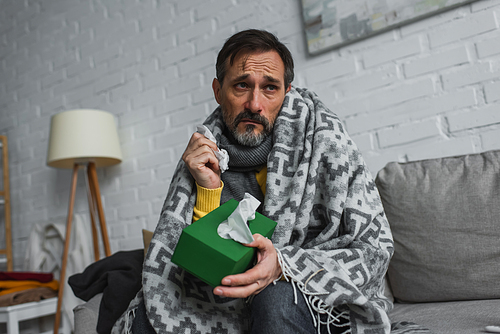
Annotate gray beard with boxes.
[231,124,268,147]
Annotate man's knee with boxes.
[250,281,315,334]
[251,281,294,319]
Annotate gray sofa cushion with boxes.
[73,293,102,334]
[375,150,500,303]
[389,299,500,334]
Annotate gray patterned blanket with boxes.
[112,87,426,333]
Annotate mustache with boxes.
[233,110,271,131]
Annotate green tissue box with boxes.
[171,199,277,287]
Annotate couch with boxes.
[376,149,500,333]
[73,150,500,333]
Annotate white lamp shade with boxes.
[47,109,123,169]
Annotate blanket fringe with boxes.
[276,249,351,334]
[123,306,137,334]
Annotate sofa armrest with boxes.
[73,293,102,334]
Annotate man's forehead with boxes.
[228,51,285,81]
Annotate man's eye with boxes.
[266,85,277,91]
[235,83,247,89]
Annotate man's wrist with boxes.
[196,180,223,191]
[196,178,222,190]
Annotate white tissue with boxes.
[217,193,260,244]
[196,125,229,173]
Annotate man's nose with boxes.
[245,89,263,113]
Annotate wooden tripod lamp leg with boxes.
[87,162,111,257]
[54,164,79,334]
[1,136,13,271]
[86,166,101,262]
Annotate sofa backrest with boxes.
[375,150,500,303]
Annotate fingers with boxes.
[214,281,264,298]
[182,133,219,166]
[243,233,270,250]
[183,146,220,174]
[223,235,274,284]
[213,262,276,298]
[213,234,282,298]
[183,132,219,157]
[182,133,221,189]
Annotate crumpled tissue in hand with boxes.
[197,125,229,173]
[217,193,260,244]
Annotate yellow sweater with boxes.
[193,168,267,221]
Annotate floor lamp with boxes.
[46,109,122,334]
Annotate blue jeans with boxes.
[132,299,156,334]
[132,281,349,333]
[250,281,349,334]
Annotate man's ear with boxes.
[286,84,291,94]
[212,78,222,104]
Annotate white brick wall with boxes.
[1,0,500,268]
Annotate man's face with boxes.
[212,50,291,146]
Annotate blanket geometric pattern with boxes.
[112,87,421,333]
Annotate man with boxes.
[113,29,394,334]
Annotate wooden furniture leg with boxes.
[0,135,13,271]
[87,162,111,257]
[86,167,100,262]
[53,164,78,334]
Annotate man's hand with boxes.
[182,132,221,189]
[213,234,282,298]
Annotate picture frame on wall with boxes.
[301,0,480,55]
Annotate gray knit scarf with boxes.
[112,87,431,334]
[219,127,271,207]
